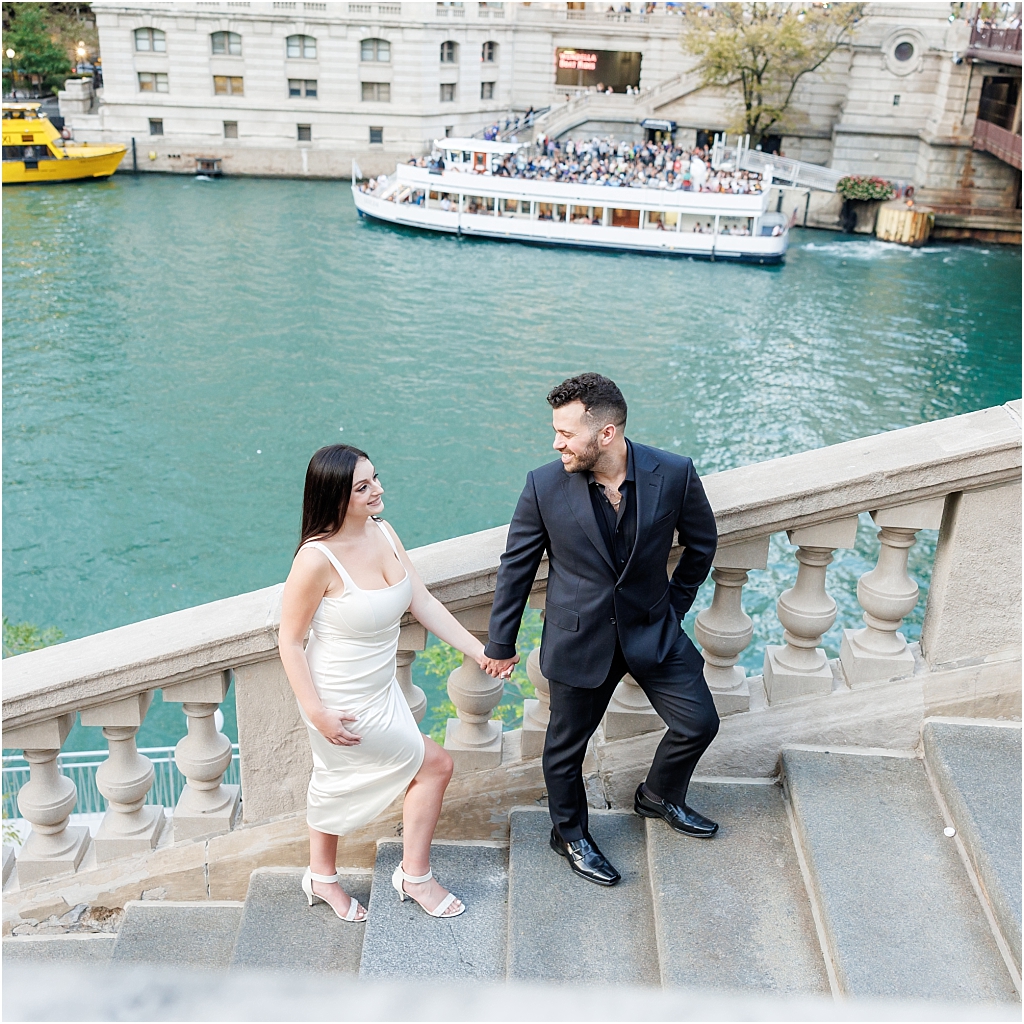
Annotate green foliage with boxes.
[2,616,64,658]
[3,3,77,96]
[680,2,864,144]
[417,608,544,742]
[837,175,896,201]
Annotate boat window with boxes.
[498,198,530,218]
[135,28,166,53]
[465,195,494,214]
[139,72,170,93]
[429,191,457,210]
[644,210,673,231]
[361,38,390,62]
[569,205,602,225]
[684,217,715,234]
[536,202,565,222]
[211,31,242,56]
[719,217,753,237]
[758,212,787,237]
[399,189,425,206]
[287,34,317,59]
[213,76,243,96]
[440,40,458,63]
[473,151,487,172]
[3,145,54,161]
[611,209,640,228]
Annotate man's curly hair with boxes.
[547,373,627,428]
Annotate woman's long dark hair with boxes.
[297,444,369,554]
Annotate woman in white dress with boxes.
[279,445,503,922]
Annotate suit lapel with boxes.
[562,470,616,573]
[620,442,663,581]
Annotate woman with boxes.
[279,445,503,922]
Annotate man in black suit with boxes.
[482,373,720,885]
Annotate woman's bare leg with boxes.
[400,737,462,916]
[309,826,366,920]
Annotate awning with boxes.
[641,119,677,132]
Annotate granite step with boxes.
[110,901,244,969]
[922,718,1022,973]
[229,868,372,974]
[783,747,1018,1004]
[646,780,830,995]
[2,934,116,964]
[358,840,508,981]
[506,807,658,986]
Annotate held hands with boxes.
[479,654,520,680]
[313,707,362,746]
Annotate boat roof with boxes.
[3,102,42,110]
[435,137,523,154]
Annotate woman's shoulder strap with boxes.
[300,540,353,585]
[374,518,401,558]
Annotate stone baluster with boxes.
[521,591,549,758]
[603,672,663,740]
[161,671,241,842]
[79,692,165,861]
[763,517,859,704]
[444,603,504,771]
[397,623,428,723]
[694,536,770,716]
[840,497,945,686]
[6,712,91,885]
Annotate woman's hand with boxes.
[313,707,361,746]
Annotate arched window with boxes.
[360,38,390,62]
[287,34,317,59]
[211,31,242,56]
[135,28,166,53]
[481,40,497,63]
[440,40,457,63]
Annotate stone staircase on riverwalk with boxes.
[5,719,1020,1008]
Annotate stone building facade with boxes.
[63,2,1020,234]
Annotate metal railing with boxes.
[2,745,241,820]
[968,22,1023,55]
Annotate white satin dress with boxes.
[299,522,424,836]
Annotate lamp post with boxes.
[5,48,16,99]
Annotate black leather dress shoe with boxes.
[634,784,719,837]
[549,828,621,886]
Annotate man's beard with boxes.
[563,434,601,473]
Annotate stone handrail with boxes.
[2,402,1020,883]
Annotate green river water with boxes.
[3,175,1021,749]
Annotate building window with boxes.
[440,40,457,63]
[224,121,238,138]
[148,118,164,135]
[480,81,494,99]
[361,38,391,62]
[893,94,900,106]
[135,28,166,52]
[297,124,312,141]
[369,126,383,144]
[893,41,914,61]
[481,40,496,62]
[211,31,242,56]
[440,82,456,101]
[361,82,390,102]
[288,79,317,97]
[138,72,169,92]
[286,34,316,59]
[213,76,244,95]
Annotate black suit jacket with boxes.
[485,441,717,688]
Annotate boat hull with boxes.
[2,146,127,185]
[352,186,786,264]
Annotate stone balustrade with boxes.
[2,402,1020,885]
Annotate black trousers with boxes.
[543,632,720,842]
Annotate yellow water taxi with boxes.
[2,102,126,185]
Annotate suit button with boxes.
[610,617,616,624]
[616,586,623,592]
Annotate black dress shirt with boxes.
[587,441,636,575]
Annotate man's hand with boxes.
[480,654,520,679]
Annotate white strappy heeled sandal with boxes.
[301,867,366,923]
[391,862,465,918]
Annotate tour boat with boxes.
[352,138,788,264]
[2,103,126,185]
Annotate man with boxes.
[482,373,720,885]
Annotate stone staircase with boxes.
[5,719,1020,1010]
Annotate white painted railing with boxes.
[2,403,1020,885]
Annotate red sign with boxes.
[557,50,597,71]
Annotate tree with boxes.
[680,2,864,146]
[3,3,75,96]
